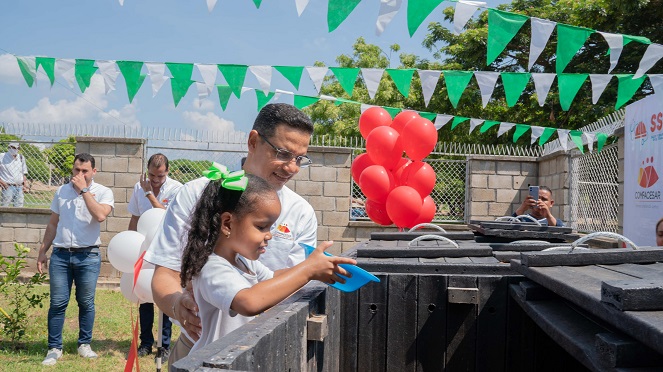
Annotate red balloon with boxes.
[392,158,411,185]
[366,126,403,169]
[359,165,395,203]
[365,199,392,226]
[391,111,420,134]
[386,186,423,228]
[400,161,437,198]
[414,196,436,225]
[402,117,438,161]
[351,153,375,184]
[359,107,392,139]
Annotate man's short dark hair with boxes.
[147,153,169,170]
[540,185,553,197]
[74,153,95,168]
[252,103,314,139]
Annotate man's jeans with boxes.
[1,185,24,207]
[47,248,101,349]
[139,302,172,349]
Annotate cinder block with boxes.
[539,160,550,176]
[521,162,538,176]
[513,176,536,189]
[310,167,336,182]
[27,213,52,228]
[617,161,624,183]
[323,152,352,167]
[338,241,357,254]
[314,210,322,224]
[105,217,130,233]
[308,196,336,211]
[323,211,349,227]
[323,182,349,197]
[89,143,116,156]
[113,203,130,218]
[292,166,310,181]
[355,227,375,240]
[76,143,90,154]
[471,160,495,174]
[471,188,495,202]
[112,188,128,204]
[15,228,41,243]
[335,197,350,212]
[114,173,138,188]
[101,157,129,172]
[316,226,329,241]
[489,202,511,217]
[470,202,488,216]
[0,227,15,242]
[93,173,114,187]
[496,189,519,203]
[557,156,570,173]
[496,161,520,175]
[470,174,488,188]
[128,158,143,173]
[328,226,353,241]
[326,243,343,256]
[0,213,28,227]
[337,168,351,182]
[488,175,512,189]
[296,182,323,196]
[116,143,142,157]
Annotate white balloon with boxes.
[140,238,151,255]
[119,272,140,304]
[134,268,155,303]
[137,208,166,244]
[107,231,145,274]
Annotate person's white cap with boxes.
[8,142,19,148]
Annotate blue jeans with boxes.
[1,185,24,207]
[47,248,101,350]
[139,302,172,349]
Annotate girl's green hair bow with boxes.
[202,162,248,191]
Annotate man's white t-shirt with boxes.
[0,152,27,184]
[143,177,317,271]
[51,181,115,248]
[190,253,273,353]
[127,176,183,217]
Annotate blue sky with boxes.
[0,0,507,136]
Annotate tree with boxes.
[44,136,76,181]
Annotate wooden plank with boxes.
[359,257,515,275]
[448,287,479,304]
[356,246,493,258]
[323,287,341,372]
[504,282,537,372]
[386,274,418,372]
[595,332,663,368]
[597,262,663,279]
[477,221,573,233]
[445,276,477,371]
[357,274,389,372]
[370,231,476,241]
[284,302,308,372]
[416,275,447,372]
[520,247,663,267]
[469,256,500,264]
[339,290,359,372]
[601,279,663,311]
[475,276,509,372]
[469,224,579,242]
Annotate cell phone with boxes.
[529,185,540,208]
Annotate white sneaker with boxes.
[77,344,98,359]
[42,348,62,366]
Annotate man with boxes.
[513,185,564,226]
[36,153,114,366]
[0,142,28,207]
[143,103,319,369]
[127,153,183,359]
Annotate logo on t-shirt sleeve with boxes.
[272,223,294,240]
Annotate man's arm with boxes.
[152,265,201,340]
[80,192,112,222]
[140,173,166,209]
[37,212,59,274]
[128,215,140,231]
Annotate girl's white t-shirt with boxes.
[191,253,274,353]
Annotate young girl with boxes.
[180,170,355,352]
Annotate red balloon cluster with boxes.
[352,108,439,228]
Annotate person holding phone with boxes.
[513,185,564,226]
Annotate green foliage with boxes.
[44,136,76,179]
[0,244,49,344]
[169,159,213,184]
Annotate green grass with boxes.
[0,286,180,371]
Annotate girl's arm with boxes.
[231,241,355,316]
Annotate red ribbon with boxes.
[124,251,147,371]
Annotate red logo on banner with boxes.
[638,157,659,188]
[635,121,648,139]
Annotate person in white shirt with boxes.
[36,153,114,366]
[127,153,183,359]
[177,171,354,354]
[143,103,319,369]
[0,142,28,207]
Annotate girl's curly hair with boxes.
[180,174,275,287]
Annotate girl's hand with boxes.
[305,241,357,284]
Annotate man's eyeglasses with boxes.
[8,146,18,150]
[258,132,312,168]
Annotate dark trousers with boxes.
[139,302,172,349]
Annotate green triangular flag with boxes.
[252,0,262,8]
[569,130,584,153]
[443,71,473,108]
[274,66,304,90]
[419,111,437,121]
[217,85,233,111]
[538,127,557,145]
[623,35,651,46]
[512,124,530,143]
[16,57,36,88]
[170,79,194,107]
[218,64,248,98]
[328,0,361,32]
[36,57,55,86]
[407,0,444,37]
[480,120,500,133]
[556,24,594,74]
[256,90,275,112]
[74,59,98,93]
[386,69,415,98]
[329,67,360,97]
[558,73,588,111]
[383,106,402,118]
[596,133,608,152]
[294,95,319,109]
[451,116,469,130]
[487,9,529,65]
[166,63,194,107]
[615,74,646,109]
[117,61,146,103]
[501,72,531,107]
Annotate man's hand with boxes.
[172,284,202,341]
[515,196,537,215]
[37,251,48,274]
[140,173,153,193]
[70,173,87,193]
[0,180,7,190]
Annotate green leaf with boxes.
[75,59,98,93]
[386,69,416,98]
[615,74,646,109]
[218,64,248,98]
[274,66,304,90]
[501,72,531,107]
[479,120,500,133]
[329,67,360,97]
[569,130,584,153]
[217,85,233,111]
[407,0,443,37]
[557,73,588,111]
[451,116,469,130]
[36,57,55,86]
[538,127,557,146]
[556,24,594,73]
[116,61,146,103]
[255,90,275,112]
[16,57,35,88]
[487,9,529,66]
[294,95,319,109]
[596,133,608,152]
[512,124,530,143]
[328,0,361,32]
[443,70,473,108]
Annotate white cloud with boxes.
[0,53,24,84]
[191,97,216,112]
[181,110,238,134]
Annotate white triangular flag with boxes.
[119,0,124,5]
[249,65,272,94]
[360,104,374,113]
[196,82,210,104]
[145,62,170,97]
[530,126,545,144]
[635,43,663,79]
[207,0,218,12]
[241,87,253,94]
[418,70,442,107]
[497,122,515,137]
[598,32,623,74]
[531,73,556,107]
[469,118,484,134]
[295,0,310,16]
[96,60,119,94]
[583,132,595,152]
[557,129,570,151]
[305,66,328,93]
[649,74,663,95]
[528,18,556,70]
[376,0,403,36]
[17,56,37,85]
[589,74,612,104]
[474,71,499,108]
[361,68,384,99]
[56,58,76,88]
[434,114,453,130]
[454,1,486,35]
[196,63,218,94]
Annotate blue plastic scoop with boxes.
[300,243,380,293]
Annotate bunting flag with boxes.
[117,61,145,103]
[557,129,570,151]
[474,71,500,108]
[207,0,218,12]
[56,58,76,89]
[634,43,663,79]
[513,124,530,142]
[443,70,473,108]
[538,127,556,146]
[361,68,384,99]
[649,75,663,95]
[589,74,612,104]
[217,85,233,110]
[530,126,545,144]
[528,17,556,70]
[255,90,276,111]
[330,67,360,96]
[531,73,556,107]
[557,73,587,111]
[418,70,441,107]
[407,0,443,37]
[486,9,528,65]
[497,122,515,137]
[145,62,169,97]
[16,56,36,88]
[556,24,594,74]
[249,65,273,93]
[451,116,469,130]
[376,0,402,36]
[97,60,121,95]
[615,74,646,109]
[598,32,623,74]
[501,72,530,107]
[166,63,195,107]
[583,132,595,152]
[596,132,608,152]
[328,0,362,32]
[469,118,484,134]
[36,57,56,86]
[274,65,304,90]
[569,130,584,153]
[434,114,453,129]
[454,1,486,35]
[295,0,310,16]
[293,94,319,109]
[75,59,99,93]
[305,66,328,93]
[386,68,415,97]
[197,63,219,95]
[218,64,248,98]
[480,120,500,133]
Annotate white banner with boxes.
[623,93,663,246]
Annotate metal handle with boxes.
[408,223,447,233]
[408,234,459,249]
[542,232,639,253]
[495,215,542,226]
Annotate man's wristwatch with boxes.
[79,187,89,195]
[144,190,153,197]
